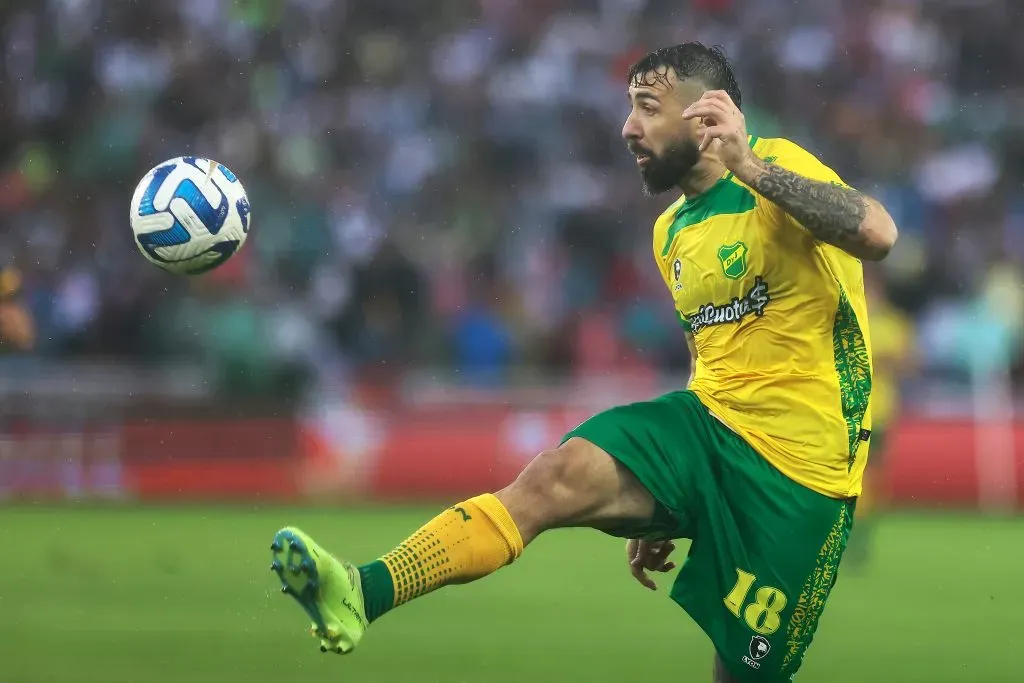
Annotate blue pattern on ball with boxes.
[136,162,231,266]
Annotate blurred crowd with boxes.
[3,0,1024,398]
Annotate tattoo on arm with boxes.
[746,159,868,250]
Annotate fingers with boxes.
[631,560,658,591]
[700,125,727,152]
[682,100,729,121]
[628,539,648,568]
[682,92,734,119]
[684,91,748,167]
[627,539,678,591]
[696,90,737,108]
[626,538,640,562]
[649,540,676,572]
[647,541,678,568]
[701,90,734,104]
[627,539,657,590]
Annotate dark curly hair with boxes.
[627,42,742,110]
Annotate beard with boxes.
[636,139,701,196]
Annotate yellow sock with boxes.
[379,494,524,608]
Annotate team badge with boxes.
[672,258,683,291]
[742,635,772,669]
[718,241,749,280]
[749,635,771,661]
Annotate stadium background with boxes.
[1,0,1022,681]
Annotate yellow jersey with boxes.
[653,136,873,499]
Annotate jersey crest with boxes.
[718,241,750,280]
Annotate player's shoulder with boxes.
[750,136,818,165]
[655,193,687,225]
[751,135,845,185]
[652,193,687,256]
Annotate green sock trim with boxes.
[358,560,395,623]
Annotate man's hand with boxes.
[682,90,755,173]
[627,539,677,591]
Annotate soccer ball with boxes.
[129,156,252,275]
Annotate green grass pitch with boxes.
[0,505,1018,682]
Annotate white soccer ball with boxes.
[129,156,252,275]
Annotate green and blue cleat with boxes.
[270,527,368,654]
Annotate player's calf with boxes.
[273,436,659,648]
[354,437,656,619]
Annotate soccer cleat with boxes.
[269,527,368,655]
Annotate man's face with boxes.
[622,70,704,195]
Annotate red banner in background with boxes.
[0,428,125,501]
[123,419,300,501]
[0,420,300,502]
[297,404,593,502]
[2,409,1023,509]
[884,417,1024,510]
[303,408,1024,509]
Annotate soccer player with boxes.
[270,43,898,682]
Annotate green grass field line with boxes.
[0,507,1019,682]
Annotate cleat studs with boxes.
[280,586,289,594]
[270,560,283,572]
[289,541,300,551]
[270,541,282,552]
[320,645,328,653]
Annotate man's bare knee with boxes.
[496,437,655,544]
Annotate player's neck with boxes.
[678,160,728,198]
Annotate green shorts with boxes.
[561,390,854,682]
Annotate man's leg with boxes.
[271,436,658,653]
[496,436,659,543]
